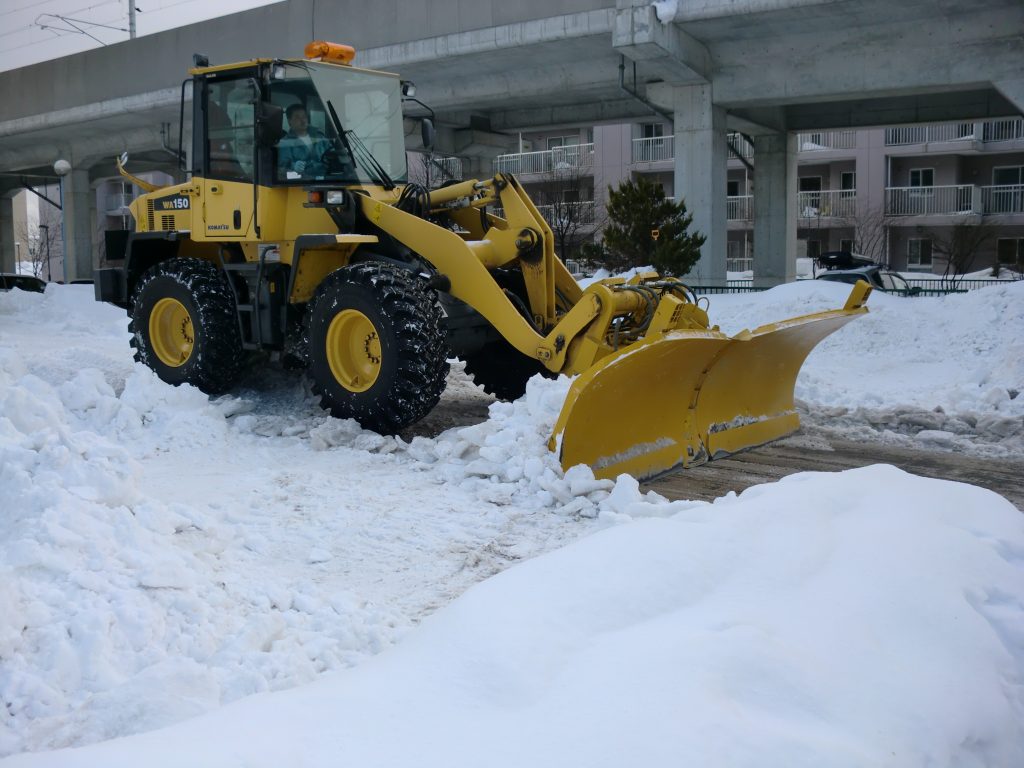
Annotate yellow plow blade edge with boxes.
[550,283,871,481]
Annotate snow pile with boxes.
[3,280,1024,761]
[6,465,1023,768]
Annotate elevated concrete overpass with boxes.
[1,0,1021,282]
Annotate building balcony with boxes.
[492,201,597,228]
[727,195,752,221]
[885,185,977,216]
[632,136,674,164]
[493,144,594,175]
[798,189,857,219]
[105,193,133,215]
[981,184,1024,214]
[884,119,1024,149]
[795,130,856,152]
[535,201,597,226]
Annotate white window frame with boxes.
[907,237,933,269]
[909,168,935,193]
[992,165,1023,185]
[839,238,854,253]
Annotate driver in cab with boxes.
[277,103,332,180]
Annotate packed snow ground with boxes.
[1,281,1023,765]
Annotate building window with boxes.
[996,238,1024,266]
[909,168,934,188]
[841,171,856,193]
[727,180,740,197]
[993,166,1023,185]
[640,123,665,139]
[840,238,854,253]
[805,240,821,259]
[908,238,933,268]
[547,135,581,150]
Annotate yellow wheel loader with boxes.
[95,42,871,481]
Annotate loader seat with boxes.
[207,102,249,182]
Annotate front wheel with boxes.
[129,258,245,393]
[307,262,449,434]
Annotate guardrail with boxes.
[493,143,594,175]
[885,185,977,215]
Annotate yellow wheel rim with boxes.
[149,297,194,367]
[325,309,382,393]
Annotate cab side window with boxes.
[207,80,255,182]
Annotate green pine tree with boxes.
[595,178,706,276]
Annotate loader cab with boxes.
[192,59,408,196]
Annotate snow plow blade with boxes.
[550,284,871,481]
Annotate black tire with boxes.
[129,258,245,394]
[307,262,449,434]
[462,339,553,401]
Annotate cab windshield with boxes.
[269,61,407,185]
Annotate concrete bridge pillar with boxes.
[0,195,15,273]
[752,132,797,286]
[62,168,94,282]
[672,84,727,282]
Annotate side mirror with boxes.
[258,102,285,147]
[421,118,436,151]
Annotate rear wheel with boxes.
[307,262,449,433]
[130,258,245,393]
[462,340,553,401]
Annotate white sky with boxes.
[0,0,281,73]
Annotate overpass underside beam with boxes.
[672,84,727,283]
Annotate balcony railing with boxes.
[796,130,856,151]
[105,193,133,214]
[727,132,754,159]
[535,201,597,226]
[797,189,857,218]
[885,185,978,215]
[493,143,594,175]
[982,119,1024,142]
[885,123,976,145]
[981,184,1024,214]
[727,196,752,220]
[632,136,674,163]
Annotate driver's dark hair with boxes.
[285,103,307,119]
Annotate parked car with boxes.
[814,252,921,296]
[0,273,46,293]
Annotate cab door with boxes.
[201,77,256,239]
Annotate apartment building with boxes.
[491,118,1024,275]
